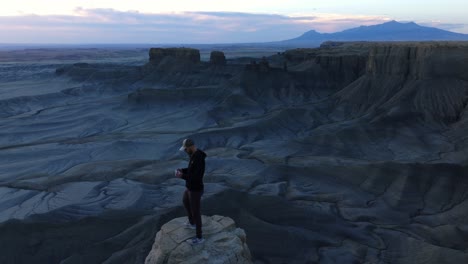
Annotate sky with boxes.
[1,0,467,44]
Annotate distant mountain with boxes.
[279,20,468,46]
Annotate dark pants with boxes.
[183,188,204,238]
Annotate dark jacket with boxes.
[181,149,207,191]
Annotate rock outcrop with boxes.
[141,48,240,86]
[145,215,252,264]
[209,51,226,66]
[149,48,200,64]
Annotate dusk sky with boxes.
[1,0,467,44]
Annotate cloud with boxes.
[297,14,394,33]
[0,8,397,44]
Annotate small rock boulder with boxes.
[210,51,226,66]
[145,215,252,264]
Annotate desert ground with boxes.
[0,42,467,263]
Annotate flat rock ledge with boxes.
[145,215,253,264]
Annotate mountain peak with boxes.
[296,29,322,39]
[384,20,417,25]
[368,20,419,29]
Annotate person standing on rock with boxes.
[175,138,207,245]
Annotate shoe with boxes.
[184,221,196,230]
[187,237,204,245]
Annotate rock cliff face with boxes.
[366,42,468,79]
[333,42,468,123]
[240,47,367,106]
[145,215,252,264]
